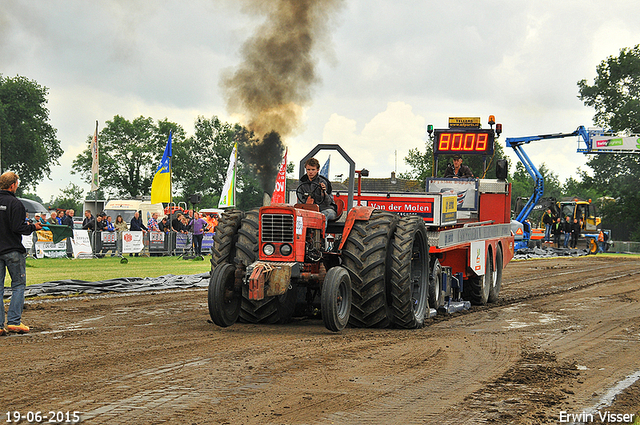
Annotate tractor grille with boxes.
[261,214,295,243]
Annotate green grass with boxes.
[4,256,212,287]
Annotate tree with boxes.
[0,75,63,193]
[49,183,84,212]
[171,117,265,210]
[72,115,185,198]
[578,45,640,240]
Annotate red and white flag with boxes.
[271,149,288,204]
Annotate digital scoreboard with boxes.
[433,129,495,156]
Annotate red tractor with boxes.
[209,130,514,332]
[208,144,433,331]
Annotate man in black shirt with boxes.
[0,172,42,334]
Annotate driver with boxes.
[298,158,337,228]
[444,154,474,178]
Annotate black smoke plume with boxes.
[222,0,343,193]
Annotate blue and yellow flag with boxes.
[151,131,172,204]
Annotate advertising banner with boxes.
[35,230,67,258]
[176,233,192,251]
[426,178,479,212]
[22,234,34,250]
[591,135,640,152]
[101,231,117,253]
[71,230,93,259]
[122,231,144,254]
[202,233,214,252]
[149,231,165,252]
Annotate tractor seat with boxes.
[334,197,345,221]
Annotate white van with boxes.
[104,200,165,228]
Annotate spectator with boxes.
[147,212,160,232]
[61,209,74,228]
[114,215,127,255]
[82,210,93,228]
[563,216,572,248]
[34,213,46,225]
[83,214,106,232]
[129,211,147,233]
[552,217,563,248]
[104,215,115,232]
[204,214,218,233]
[158,216,170,233]
[570,217,580,249]
[597,230,606,253]
[171,213,187,233]
[47,211,58,225]
[129,211,147,257]
[190,212,208,257]
[542,209,554,243]
[0,171,42,335]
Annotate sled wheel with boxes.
[465,248,493,305]
[208,263,240,327]
[321,266,352,332]
[429,258,444,310]
[488,245,503,303]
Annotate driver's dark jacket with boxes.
[298,174,335,212]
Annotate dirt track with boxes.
[3,255,640,424]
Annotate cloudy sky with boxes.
[2,0,640,202]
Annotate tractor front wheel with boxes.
[321,266,352,332]
[208,263,241,327]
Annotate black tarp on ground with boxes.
[3,273,210,298]
[513,247,590,260]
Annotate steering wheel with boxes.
[296,181,325,205]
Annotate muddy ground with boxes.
[2,255,640,425]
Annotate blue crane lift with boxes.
[505,127,622,252]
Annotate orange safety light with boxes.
[488,115,496,126]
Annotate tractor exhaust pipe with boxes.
[263,192,271,206]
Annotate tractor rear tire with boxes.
[488,245,503,303]
[235,209,297,324]
[342,210,398,328]
[465,248,493,305]
[211,209,245,268]
[321,266,352,332]
[208,263,241,327]
[389,216,430,328]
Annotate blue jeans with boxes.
[321,208,337,231]
[0,251,27,327]
[563,233,571,248]
[544,224,551,242]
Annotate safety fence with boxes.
[22,230,215,259]
[610,241,640,254]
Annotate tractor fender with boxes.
[338,206,376,250]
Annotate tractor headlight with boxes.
[279,243,292,256]
[263,244,275,256]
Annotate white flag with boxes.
[218,143,237,208]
